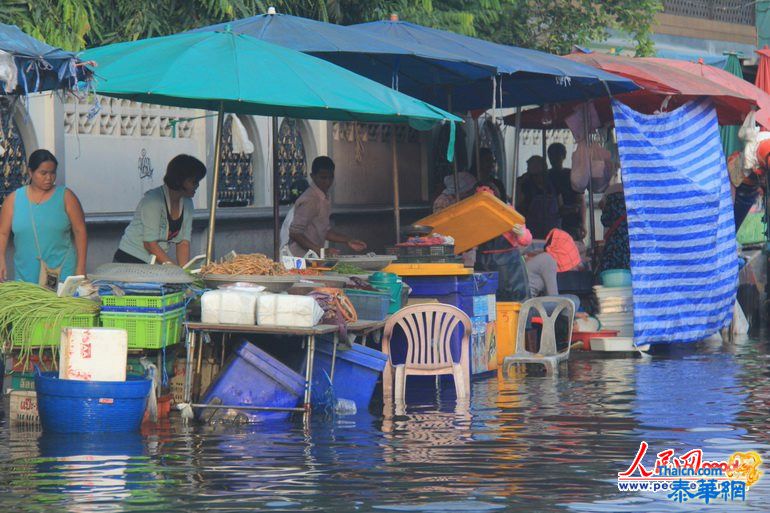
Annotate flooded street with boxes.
[2,336,770,512]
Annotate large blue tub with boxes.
[199,341,304,423]
[35,372,152,433]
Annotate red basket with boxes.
[571,330,619,351]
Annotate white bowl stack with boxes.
[594,285,634,337]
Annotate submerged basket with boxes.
[35,372,151,433]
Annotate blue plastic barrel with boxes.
[35,372,152,433]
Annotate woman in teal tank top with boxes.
[0,150,87,283]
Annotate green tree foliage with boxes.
[0,0,662,56]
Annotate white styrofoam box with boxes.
[59,328,128,382]
[257,294,324,327]
[201,289,263,325]
[8,390,39,425]
[201,290,222,324]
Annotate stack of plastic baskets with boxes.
[100,292,185,349]
[35,371,152,433]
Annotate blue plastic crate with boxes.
[404,272,498,297]
[199,341,304,423]
[35,372,152,433]
[308,338,387,411]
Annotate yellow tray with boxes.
[382,263,473,276]
[417,192,525,253]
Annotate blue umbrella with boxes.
[347,19,639,111]
[0,23,90,94]
[193,13,637,111]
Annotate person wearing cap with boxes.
[516,155,560,239]
[432,171,477,212]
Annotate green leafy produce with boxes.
[333,262,367,275]
[0,282,100,365]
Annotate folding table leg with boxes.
[303,334,316,411]
[183,331,196,404]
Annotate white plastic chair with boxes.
[502,297,575,376]
[381,304,471,401]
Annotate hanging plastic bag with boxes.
[571,142,613,193]
[740,111,762,170]
[0,50,18,93]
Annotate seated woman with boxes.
[474,182,532,302]
[526,228,581,301]
[114,154,206,266]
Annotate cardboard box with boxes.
[4,373,36,394]
[59,328,128,382]
[8,391,39,425]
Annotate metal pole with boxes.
[541,127,547,161]
[511,107,522,204]
[272,116,280,261]
[392,132,401,242]
[447,90,460,202]
[205,102,225,264]
[584,103,597,263]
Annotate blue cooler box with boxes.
[309,338,387,411]
[199,341,304,423]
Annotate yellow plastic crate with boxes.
[416,192,525,253]
[382,263,473,276]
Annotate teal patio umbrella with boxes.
[720,54,744,158]
[81,28,460,262]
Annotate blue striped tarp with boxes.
[612,98,738,345]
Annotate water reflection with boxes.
[2,340,770,512]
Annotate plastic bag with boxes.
[571,143,613,193]
[732,299,749,335]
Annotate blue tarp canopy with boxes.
[192,14,638,111]
[0,23,89,94]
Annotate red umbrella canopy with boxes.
[756,47,770,95]
[508,52,757,129]
[644,57,770,130]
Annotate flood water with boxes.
[2,336,770,512]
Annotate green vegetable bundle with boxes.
[0,282,100,365]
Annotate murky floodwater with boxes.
[2,336,770,512]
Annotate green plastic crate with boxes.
[100,308,184,350]
[11,313,99,347]
[101,291,185,310]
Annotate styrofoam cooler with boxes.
[59,328,128,382]
[199,341,304,423]
[308,338,387,411]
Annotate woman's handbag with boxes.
[29,204,61,290]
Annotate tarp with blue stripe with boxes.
[612,98,738,345]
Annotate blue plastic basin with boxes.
[35,372,151,434]
[600,269,632,288]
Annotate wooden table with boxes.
[183,320,386,415]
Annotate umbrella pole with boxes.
[392,132,401,243]
[205,102,225,265]
[447,89,460,202]
[511,107,521,204]
[583,103,597,266]
[541,128,547,161]
[272,116,280,261]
